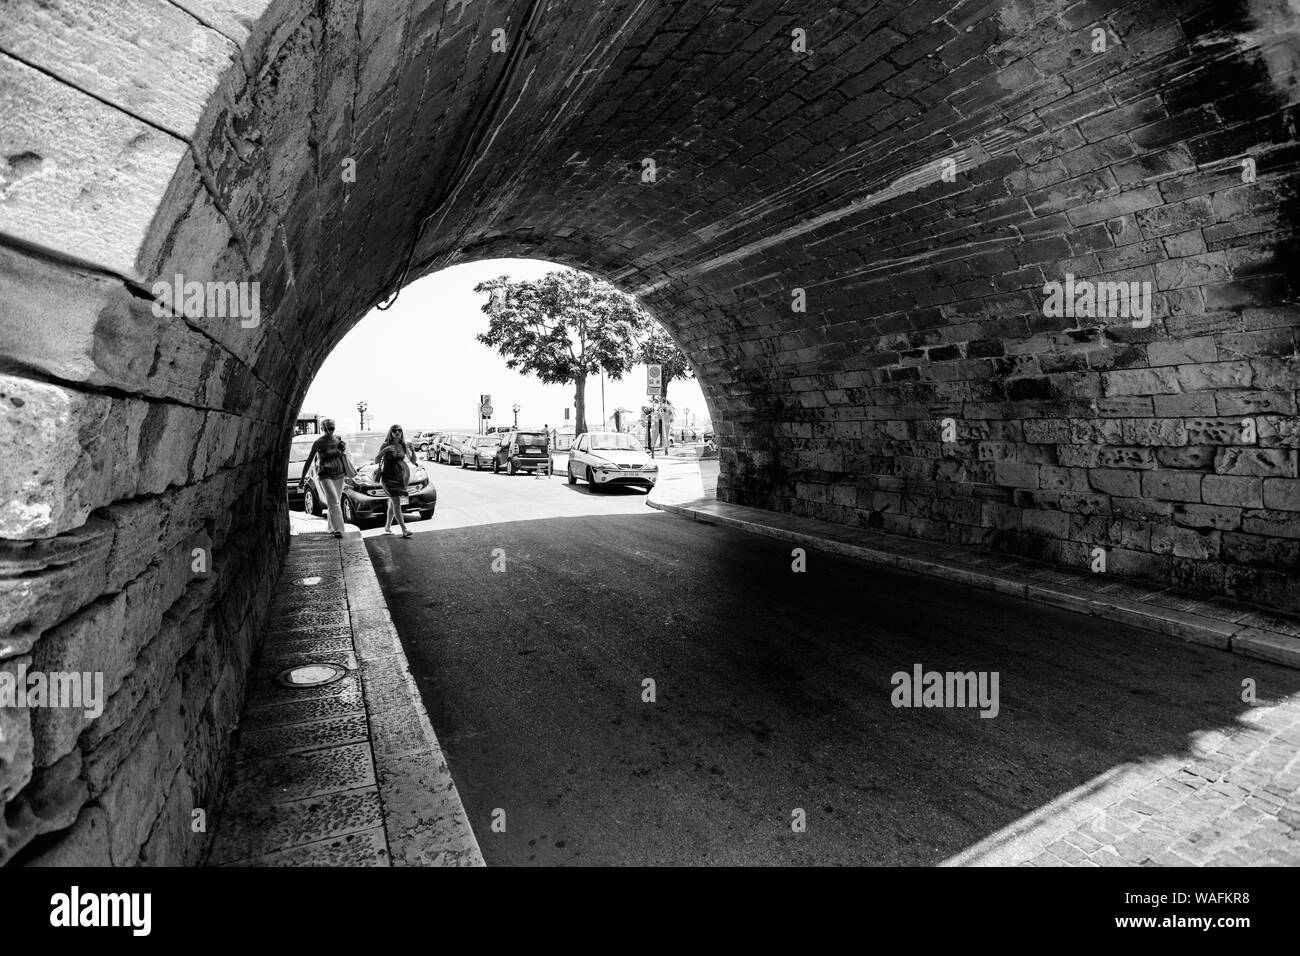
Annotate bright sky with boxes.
[301,258,709,434]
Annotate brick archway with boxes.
[1,0,1298,864]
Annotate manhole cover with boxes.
[274,663,347,688]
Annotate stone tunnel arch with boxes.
[2,0,1299,864]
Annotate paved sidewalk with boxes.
[947,696,1300,867]
[205,531,482,866]
[649,497,1300,671]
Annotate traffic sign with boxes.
[647,364,662,397]
[480,403,494,417]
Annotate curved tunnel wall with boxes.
[1,0,1298,863]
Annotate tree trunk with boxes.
[661,375,670,400]
[574,375,587,435]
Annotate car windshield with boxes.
[337,433,385,462]
[288,439,314,463]
[515,433,546,445]
[589,433,642,451]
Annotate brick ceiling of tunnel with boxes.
[4,0,1295,380]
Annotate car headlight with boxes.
[642,463,658,472]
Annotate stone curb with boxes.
[337,532,485,867]
[648,498,1300,672]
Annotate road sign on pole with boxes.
[646,364,663,397]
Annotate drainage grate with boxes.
[274,663,347,688]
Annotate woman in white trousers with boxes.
[299,418,349,537]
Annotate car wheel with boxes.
[341,497,355,525]
[492,459,499,474]
[474,458,482,471]
[567,464,576,485]
[303,486,318,516]
[586,466,600,492]
[508,460,517,476]
[419,510,434,520]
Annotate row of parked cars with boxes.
[418,428,660,492]
[420,429,552,474]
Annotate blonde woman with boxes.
[376,424,419,537]
[299,418,348,537]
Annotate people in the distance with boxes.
[299,418,348,538]
[377,424,420,538]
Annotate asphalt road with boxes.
[363,460,1300,865]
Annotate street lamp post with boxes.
[512,403,520,428]
[356,400,367,430]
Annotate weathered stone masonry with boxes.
[1,0,1298,864]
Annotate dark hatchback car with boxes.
[491,430,550,475]
[301,431,437,526]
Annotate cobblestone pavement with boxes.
[948,695,1300,866]
[205,531,481,866]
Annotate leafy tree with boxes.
[474,270,647,434]
[638,324,694,399]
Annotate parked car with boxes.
[461,434,504,470]
[434,432,473,464]
[300,431,437,525]
[491,430,550,475]
[411,430,438,453]
[567,431,657,492]
[286,434,316,507]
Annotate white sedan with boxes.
[567,431,658,493]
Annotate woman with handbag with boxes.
[298,418,351,537]
[376,424,419,537]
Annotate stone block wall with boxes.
[1,0,1298,865]
[630,0,1300,611]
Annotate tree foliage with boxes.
[475,271,645,382]
[474,270,648,433]
[637,324,694,398]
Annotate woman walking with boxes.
[298,418,349,538]
[376,424,420,537]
